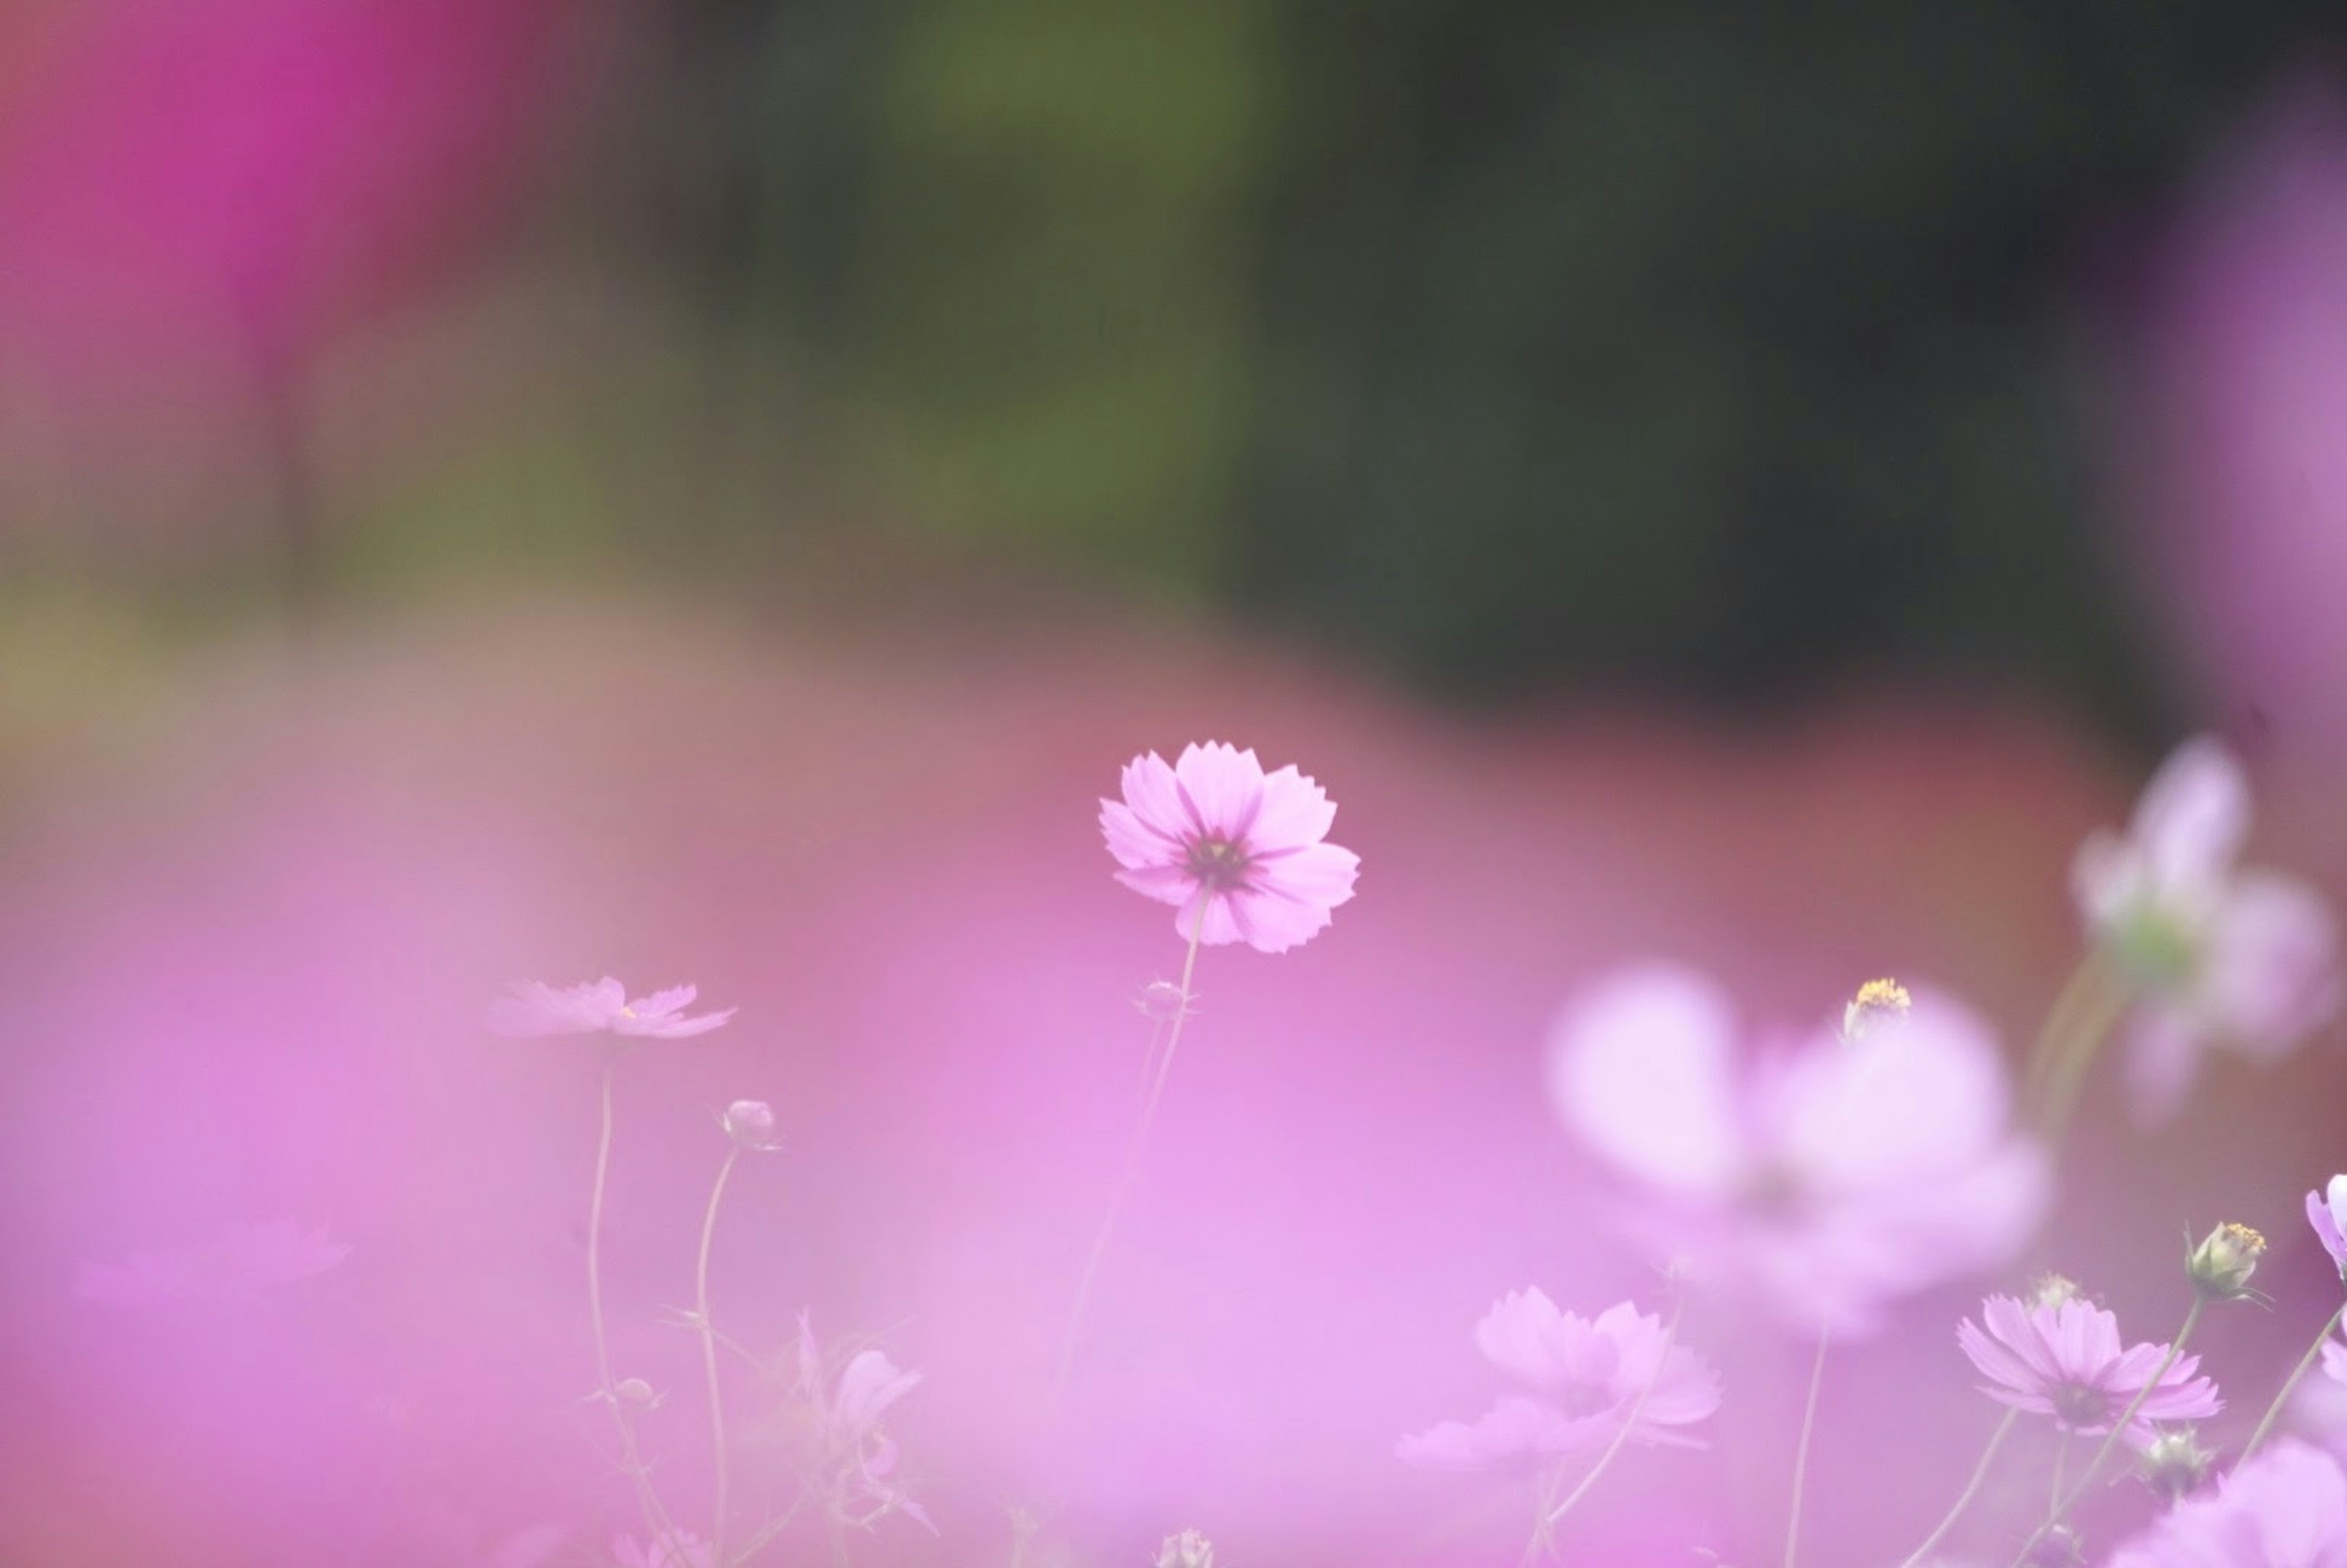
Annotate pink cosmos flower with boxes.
[2312,1176,2347,1282]
[1099,742,1360,953]
[75,1217,351,1305]
[1958,1294,2222,1445]
[485,978,734,1040]
[1547,965,2048,1336]
[1397,1291,1720,1471]
[2105,1439,2347,1567]
[2073,736,2340,1124]
[793,1315,936,1534]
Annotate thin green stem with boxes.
[1055,898,1210,1390]
[2050,1429,2070,1511]
[1892,1407,2019,1568]
[1540,1296,1688,1538]
[2010,1296,2205,1567]
[2028,956,2131,1148]
[2238,1300,2347,1467]
[587,1063,689,1559]
[1783,1327,1831,1568]
[696,1145,742,1568]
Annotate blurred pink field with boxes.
[4,595,2344,1566]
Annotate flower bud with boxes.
[2137,1427,2217,1501]
[1841,978,1911,1043]
[2187,1222,2266,1300]
[1136,980,1191,1021]
[614,1377,657,1409]
[1153,1530,1213,1568]
[722,1099,777,1151]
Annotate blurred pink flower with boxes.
[793,1315,936,1534]
[75,1216,350,1305]
[1547,965,2048,1335]
[2312,1177,2347,1281]
[485,978,734,1041]
[1100,742,1359,953]
[2106,1440,2347,1567]
[1958,1294,2221,1445]
[2117,85,2347,759]
[2074,736,2340,1124]
[1397,1291,1719,1471]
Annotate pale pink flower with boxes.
[792,1315,936,1535]
[1397,1291,1719,1471]
[2311,1176,2347,1282]
[2106,1440,2347,1567]
[2074,737,2340,1124]
[485,978,734,1040]
[1958,1294,2221,1445]
[75,1217,351,1305]
[1547,965,2048,1335]
[1100,742,1359,953]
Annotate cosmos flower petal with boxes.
[1547,965,1752,1201]
[1117,751,1189,841]
[2133,736,2252,893]
[1172,742,1266,840]
[1247,764,1339,851]
[1472,1288,1571,1387]
[2204,871,2341,1058]
[2106,1441,2347,1567]
[1780,989,2022,1191]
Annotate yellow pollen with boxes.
[1842,977,1913,1042]
[2222,1222,2266,1253]
[1853,978,1911,1013]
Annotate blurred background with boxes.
[7,2,2347,1564]
[1,0,2341,726]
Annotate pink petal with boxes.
[1246,763,1338,852]
[1546,965,1752,1201]
[1100,797,1181,873]
[2134,735,2252,892]
[1779,988,2018,1192]
[1472,1287,1570,1387]
[1117,751,1189,841]
[1254,838,1360,910]
[2204,870,2340,1058]
[1171,741,1266,840]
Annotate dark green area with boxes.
[602,0,2342,722]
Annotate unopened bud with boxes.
[1841,978,1912,1043]
[1154,1530,1213,1568]
[614,1377,657,1409]
[2187,1222,2266,1301]
[1136,980,1190,1021]
[2137,1427,2217,1501]
[2027,1272,2082,1310]
[722,1099,777,1151]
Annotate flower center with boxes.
[2049,1382,2116,1429]
[2112,903,2201,991]
[1185,835,1253,892]
[1554,1382,1619,1420]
